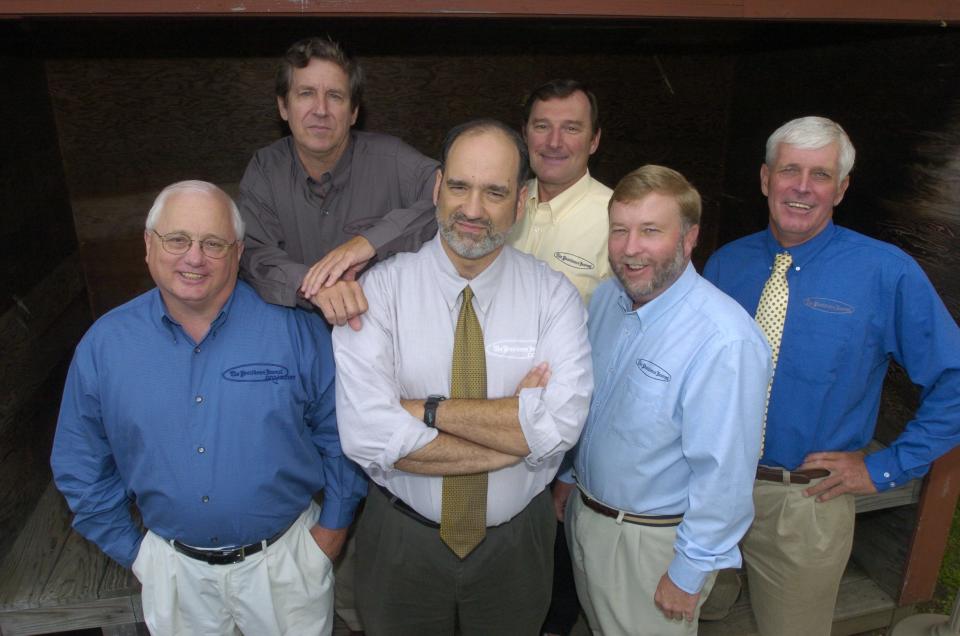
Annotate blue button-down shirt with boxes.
[704,222,960,491]
[51,281,367,568]
[564,263,772,593]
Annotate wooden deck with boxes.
[0,483,142,636]
[0,475,924,635]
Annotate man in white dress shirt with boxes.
[332,119,593,635]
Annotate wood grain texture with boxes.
[852,506,915,603]
[0,254,86,436]
[1,0,958,21]
[901,447,960,604]
[0,482,141,635]
[0,51,77,317]
[0,294,90,561]
[0,597,139,636]
[0,483,74,612]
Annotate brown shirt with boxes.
[239,131,439,307]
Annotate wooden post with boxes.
[900,447,960,605]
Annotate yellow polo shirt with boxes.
[508,171,612,305]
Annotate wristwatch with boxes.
[423,395,447,428]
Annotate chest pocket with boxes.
[778,304,857,385]
[608,365,673,448]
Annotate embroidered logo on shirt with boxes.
[637,359,671,382]
[803,297,855,314]
[554,252,595,270]
[222,364,296,383]
[487,340,537,359]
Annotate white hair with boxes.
[765,116,856,182]
[144,180,245,240]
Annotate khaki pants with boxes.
[132,502,334,636]
[742,478,855,636]
[567,494,717,636]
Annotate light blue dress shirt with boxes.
[564,263,772,594]
[51,281,367,568]
[704,222,960,491]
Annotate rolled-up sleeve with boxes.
[518,277,593,465]
[332,268,439,481]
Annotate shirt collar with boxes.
[426,234,509,315]
[615,261,698,327]
[764,220,838,268]
[527,171,593,222]
[151,282,243,343]
[289,132,356,190]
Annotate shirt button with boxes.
[889,482,896,488]
[195,395,203,404]
[210,536,219,544]
[883,472,890,478]
[198,446,205,454]
[194,346,201,354]
[201,495,210,503]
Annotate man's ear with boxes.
[589,127,602,156]
[514,183,529,225]
[277,95,290,122]
[834,176,850,206]
[432,169,443,206]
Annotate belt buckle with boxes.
[225,546,246,564]
[209,546,245,565]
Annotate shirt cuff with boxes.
[517,388,565,465]
[865,448,904,492]
[316,496,361,529]
[360,224,397,259]
[667,552,709,595]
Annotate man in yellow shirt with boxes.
[508,79,612,306]
[509,79,612,636]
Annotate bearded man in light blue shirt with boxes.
[555,165,771,635]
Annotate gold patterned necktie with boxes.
[440,286,488,559]
[755,252,792,457]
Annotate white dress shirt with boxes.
[333,235,593,525]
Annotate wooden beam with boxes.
[0,0,957,22]
[899,446,960,605]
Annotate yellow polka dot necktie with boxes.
[755,252,792,457]
[440,286,488,559]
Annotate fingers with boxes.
[551,481,574,521]
[301,255,343,298]
[515,362,551,395]
[310,282,369,327]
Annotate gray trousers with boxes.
[356,485,555,636]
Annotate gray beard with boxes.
[438,213,510,260]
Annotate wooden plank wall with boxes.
[34,17,750,314]
[0,29,89,559]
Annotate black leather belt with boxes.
[172,524,291,565]
[579,491,683,527]
[377,484,440,529]
[756,465,830,485]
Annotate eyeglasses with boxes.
[152,230,238,259]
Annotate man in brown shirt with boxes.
[240,37,439,329]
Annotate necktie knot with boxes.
[462,285,474,305]
[772,252,792,276]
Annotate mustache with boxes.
[448,211,493,231]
